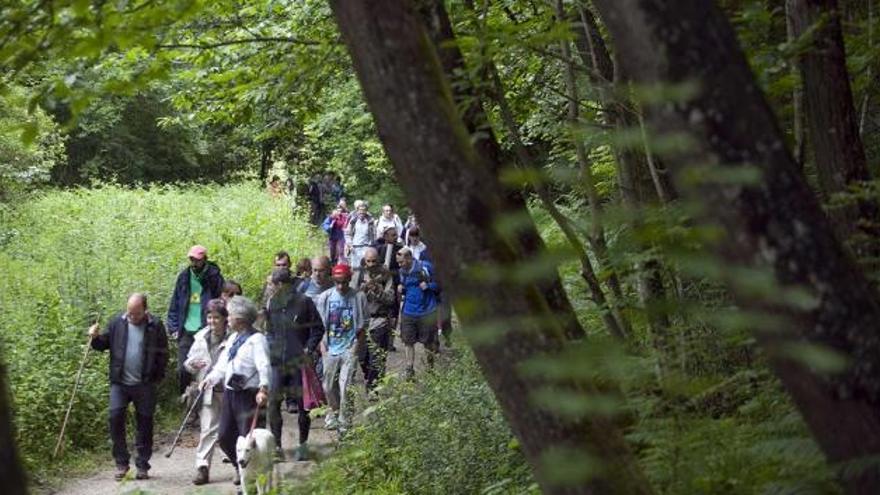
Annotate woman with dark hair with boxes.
[184,298,230,485]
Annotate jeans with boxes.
[357,320,392,391]
[267,367,312,448]
[109,383,156,470]
[177,331,196,395]
[321,346,358,428]
[217,388,263,466]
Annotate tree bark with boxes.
[0,358,28,495]
[417,0,586,341]
[591,1,880,492]
[785,0,808,169]
[788,0,870,196]
[329,2,654,493]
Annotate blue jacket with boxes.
[167,262,224,336]
[400,259,438,317]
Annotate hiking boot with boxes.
[114,466,129,481]
[192,466,209,485]
[293,444,309,462]
[233,468,241,485]
[135,468,149,480]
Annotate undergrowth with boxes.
[0,182,320,483]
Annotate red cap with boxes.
[331,263,352,278]
[187,245,207,260]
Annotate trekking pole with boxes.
[165,385,206,458]
[53,334,94,458]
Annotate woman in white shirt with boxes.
[184,299,230,485]
[201,295,270,488]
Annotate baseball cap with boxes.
[188,245,208,260]
[331,264,352,278]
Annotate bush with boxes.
[296,351,538,495]
[0,182,320,478]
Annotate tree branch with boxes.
[157,36,327,50]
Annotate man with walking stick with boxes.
[88,293,168,481]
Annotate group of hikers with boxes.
[85,198,452,491]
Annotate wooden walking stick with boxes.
[53,333,94,458]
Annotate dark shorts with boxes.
[400,311,438,347]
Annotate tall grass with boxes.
[0,182,321,477]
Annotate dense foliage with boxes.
[0,0,879,493]
[0,183,319,476]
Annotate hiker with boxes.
[221,280,243,302]
[307,173,323,226]
[405,227,430,261]
[201,295,271,488]
[330,173,345,204]
[353,248,396,393]
[293,257,313,293]
[184,299,230,486]
[266,175,283,198]
[375,226,403,274]
[397,247,440,379]
[167,245,225,395]
[345,200,376,278]
[403,213,419,244]
[322,200,349,265]
[88,293,168,481]
[302,255,333,302]
[375,226,404,352]
[315,264,368,433]
[265,267,324,461]
[260,251,292,307]
[374,204,404,244]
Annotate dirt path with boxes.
[51,336,423,495]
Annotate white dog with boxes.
[236,428,276,495]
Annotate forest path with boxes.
[51,335,423,495]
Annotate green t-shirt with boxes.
[184,270,203,332]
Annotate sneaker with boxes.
[293,444,309,462]
[135,468,149,480]
[192,466,209,485]
[114,466,129,481]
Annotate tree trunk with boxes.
[591,1,880,492]
[785,0,808,169]
[0,358,28,495]
[329,2,654,493]
[418,0,586,341]
[258,140,272,185]
[555,0,632,340]
[789,0,870,195]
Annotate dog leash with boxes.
[247,400,263,439]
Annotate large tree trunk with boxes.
[788,0,870,195]
[0,358,28,495]
[418,0,585,341]
[591,1,880,492]
[329,2,654,493]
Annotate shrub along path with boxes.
[54,336,426,495]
